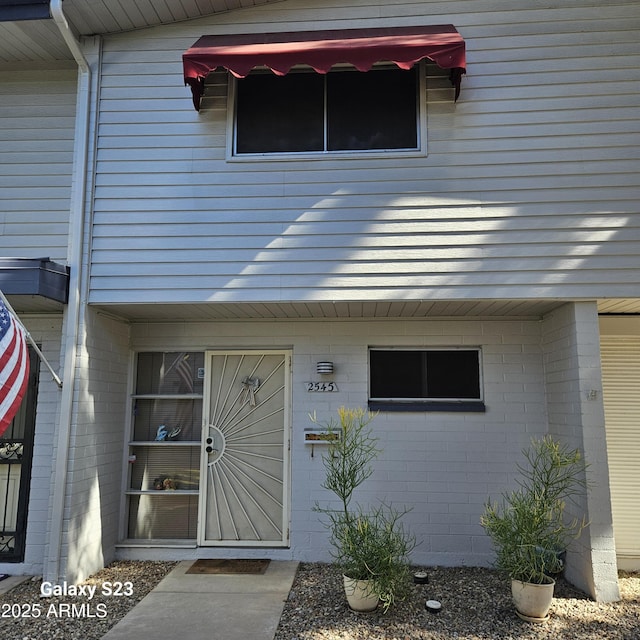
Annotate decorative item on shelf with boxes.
[163,477,178,490]
[241,376,260,406]
[154,425,182,441]
[152,476,179,490]
[316,361,334,375]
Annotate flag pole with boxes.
[0,290,63,389]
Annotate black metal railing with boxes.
[0,440,24,559]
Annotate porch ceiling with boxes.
[92,299,640,322]
[598,299,640,315]
[0,0,285,64]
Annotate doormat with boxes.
[186,559,270,575]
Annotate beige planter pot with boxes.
[511,578,555,622]
[343,575,379,612]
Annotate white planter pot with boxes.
[343,575,379,612]
[511,578,556,622]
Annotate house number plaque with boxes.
[306,382,338,392]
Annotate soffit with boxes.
[0,0,284,64]
[92,299,573,322]
[92,299,640,322]
[598,299,640,315]
[3,295,66,313]
[9,297,638,319]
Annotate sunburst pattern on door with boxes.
[200,352,289,545]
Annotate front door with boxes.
[199,351,290,546]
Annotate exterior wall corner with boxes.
[542,301,620,601]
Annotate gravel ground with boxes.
[0,561,637,639]
[0,561,177,640]
[274,563,640,640]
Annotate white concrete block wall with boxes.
[129,317,550,568]
[60,308,130,583]
[541,302,619,601]
[0,315,63,577]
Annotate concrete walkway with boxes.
[0,574,31,595]
[101,560,298,640]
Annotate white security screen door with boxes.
[199,351,290,546]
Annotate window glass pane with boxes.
[425,350,480,399]
[236,73,324,153]
[132,398,202,441]
[370,350,424,398]
[128,495,198,539]
[136,352,204,395]
[327,68,417,150]
[129,446,200,492]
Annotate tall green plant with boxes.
[480,435,588,584]
[319,406,380,515]
[313,407,415,613]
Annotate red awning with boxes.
[183,25,466,111]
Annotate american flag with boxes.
[0,297,30,437]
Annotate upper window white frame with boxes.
[226,62,427,161]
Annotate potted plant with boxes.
[480,435,589,622]
[313,407,415,613]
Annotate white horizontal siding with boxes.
[0,67,77,262]
[88,0,640,304]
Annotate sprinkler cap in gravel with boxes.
[413,571,429,584]
[425,600,442,613]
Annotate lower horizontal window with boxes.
[369,348,484,411]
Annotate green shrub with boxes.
[313,407,415,612]
[480,436,588,584]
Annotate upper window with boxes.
[233,65,420,156]
[369,348,484,411]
